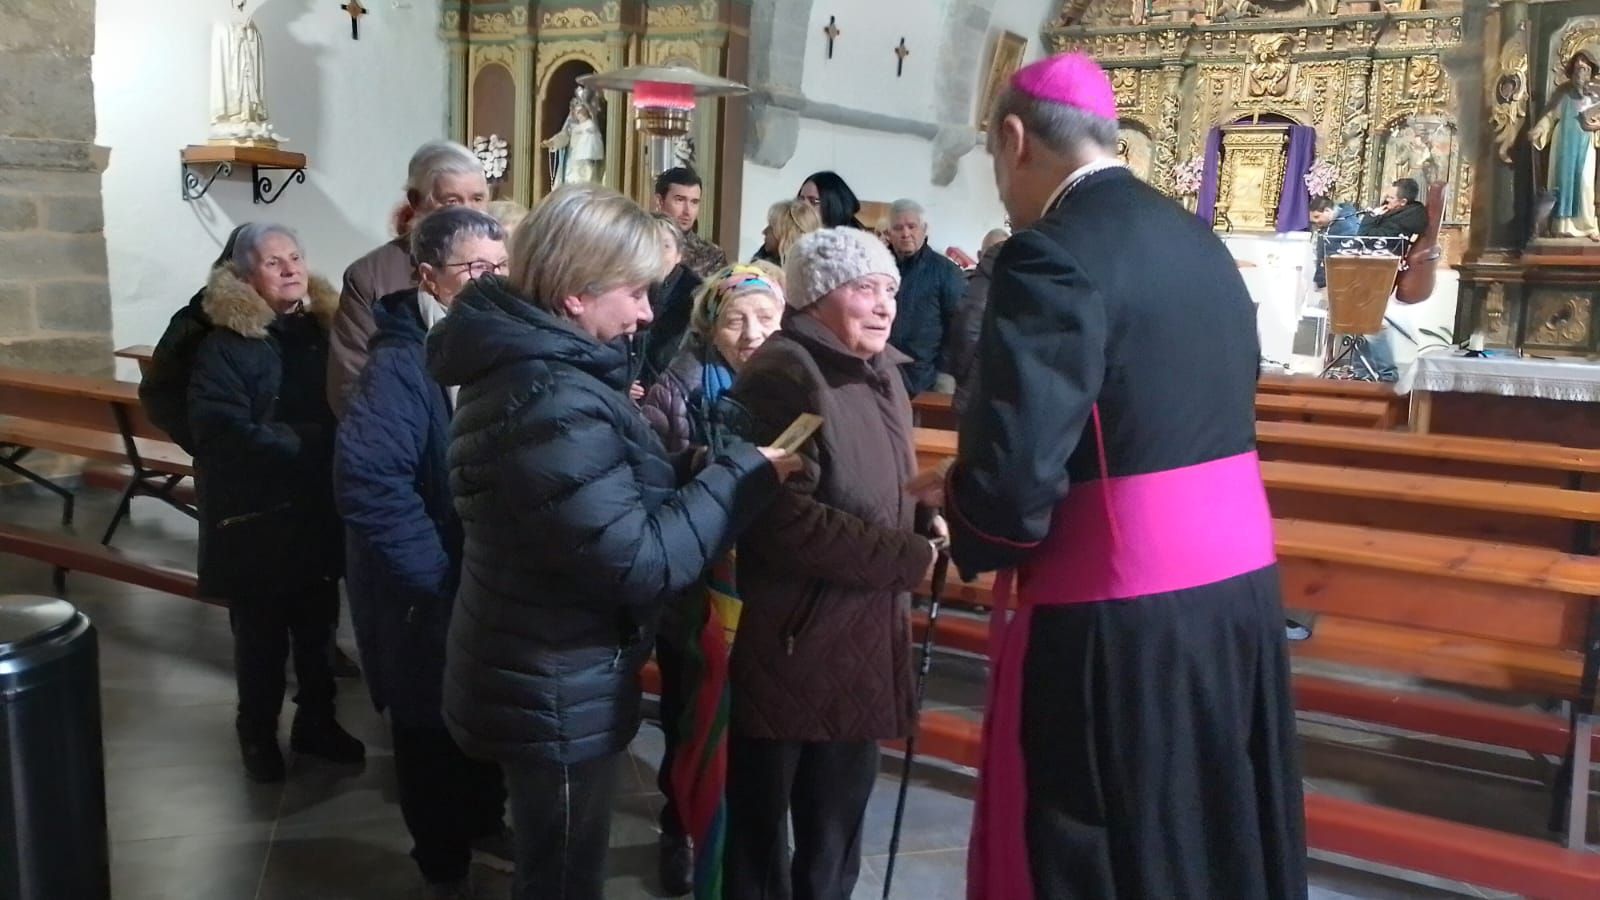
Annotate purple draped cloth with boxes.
[1275,125,1316,233]
[1195,127,1222,226]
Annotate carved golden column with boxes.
[1335,57,1373,205]
[1155,62,1184,195]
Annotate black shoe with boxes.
[289,714,366,764]
[238,732,286,783]
[658,832,692,896]
[332,646,361,679]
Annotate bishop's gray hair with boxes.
[227,223,303,276]
[409,206,507,269]
[986,84,1118,156]
[889,198,926,223]
[405,140,483,202]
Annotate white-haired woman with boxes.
[426,183,800,900]
[188,224,365,784]
[719,227,943,899]
[335,206,512,897]
[328,139,490,418]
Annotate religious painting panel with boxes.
[1378,113,1458,216]
[1117,123,1156,182]
[978,32,1029,131]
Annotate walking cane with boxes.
[883,543,951,899]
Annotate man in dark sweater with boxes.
[1359,177,1429,240]
[886,198,964,396]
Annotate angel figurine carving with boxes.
[208,0,285,147]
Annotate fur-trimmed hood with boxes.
[202,267,339,340]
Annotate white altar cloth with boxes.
[1402,353,1600,403]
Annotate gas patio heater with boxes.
[579,65,750,178]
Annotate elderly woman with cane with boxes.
[718,227,943,899]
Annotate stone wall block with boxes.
[0,335,113,377]
[0,53,97,142]
[0,194,38,231]
[0,0,96,56]
[42,195,103,233]
[0,233,109,280]
[34,280,111,333]
[0,283,34,337]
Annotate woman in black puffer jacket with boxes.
[425,184,797,900]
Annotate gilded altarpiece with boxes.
[441,2,746,243]
[1046,2,1468,242]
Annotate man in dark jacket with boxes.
[910,53,1304,900]
[886,199,964,396]
[188,224,364,783]
[1358,177,1428,239]
[1308,196,1361,290]
[140,226,247,452]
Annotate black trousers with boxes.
[724,737,880,900]
[655,632,686,840]
[229,578,339,736]
[392,724,507,884]
[503,752,621,900]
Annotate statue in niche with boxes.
[209,0,284,148]
[1529,48,1600,240]
[543,86,605,188]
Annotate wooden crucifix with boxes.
[894,37,910,77]
[823,16,842,60]
[340,0,367,40]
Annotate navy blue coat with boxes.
[889,242,964,396]
[334,290,461,727]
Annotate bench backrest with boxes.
[0,365,165,442]
[1257,420,1600,488]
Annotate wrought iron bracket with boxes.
[180,159,307,205]
[181,161,233,201]
[252,165,307,205]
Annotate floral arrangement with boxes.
[472,134,509,182]
[1171,157,1205,196]
[1303,158,1338,199]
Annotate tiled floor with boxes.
[1,486,1590,899]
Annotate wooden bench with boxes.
[115,344,156,380]
[1257,421,1600,489]
[0,365,195,545]
[1257,372,1400,402]
[0,522,202,599]
[914,390,1396,432]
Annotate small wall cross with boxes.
[341,1,367,40]
[894,37,910,77]
[823,16,842,60]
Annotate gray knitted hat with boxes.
[782,227,901,311]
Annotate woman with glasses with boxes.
[334,206,512,899]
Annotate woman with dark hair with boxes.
[335,206,512,898]
[798,170,868,230]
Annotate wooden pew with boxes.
[0,522,203,599]
[115,344,156,380]
[0,365,195,546]
[1257,372,1400,401]
[913,390,1395,432]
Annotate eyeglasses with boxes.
[442,260,509,278]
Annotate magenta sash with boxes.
[966,450,1277,900]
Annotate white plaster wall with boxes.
[739,0,1054,261]
[93,0,447,376]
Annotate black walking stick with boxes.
[883,544,951,899]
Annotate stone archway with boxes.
[0,0,113,375]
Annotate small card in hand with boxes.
[771,413,824,453]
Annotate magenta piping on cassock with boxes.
[966,450,1278,900]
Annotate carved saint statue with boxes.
[1529,48,1600,240]
[543,86,605,188]
[209,1,284,147]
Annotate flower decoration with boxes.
[472,134,510,182]
[1171,157,1204,196]
[1303,159,1338,199]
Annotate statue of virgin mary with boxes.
[209,1,285,147]
[543,87,605,187]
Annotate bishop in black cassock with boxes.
[910,53,1307,900]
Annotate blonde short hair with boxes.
[688,260,785,345]
[766,199,822,262]
[509,184,668,315]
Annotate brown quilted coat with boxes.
[722,314,935,741]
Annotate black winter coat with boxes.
[641,264,703,386]
[188,268,343,599]
[889,242,964,396]
[334,290,461,727]
[142,288,211,453]
[426,277,780,765]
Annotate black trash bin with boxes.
[0,595,110,900]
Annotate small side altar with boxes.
[1404,353,1600,446]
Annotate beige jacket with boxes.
[326,237,415,418]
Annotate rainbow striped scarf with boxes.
[669,551,742,899]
